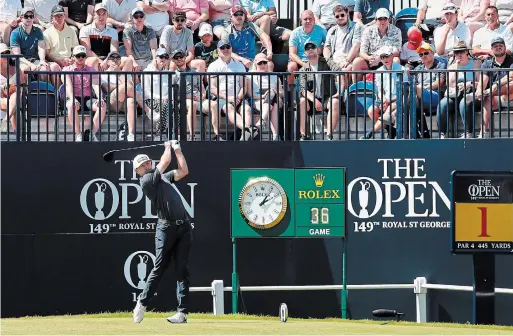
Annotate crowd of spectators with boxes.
[1,0,513,140]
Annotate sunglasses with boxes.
[257,61,268,65]
[418,51,430,57]
[24,14,34,19]
[380,54,391,59]
[174,18,185,22]
[335,14,345,19]
[377,17,388,21]
[109,55,121,60]
[454,50,467,54]
[233,13,244,17]
[305,46,317,51]
[75,54,87,58]
[220,45,231,50]
[158,54,170,59]
[133,14,145,19]
[173,55,185,60]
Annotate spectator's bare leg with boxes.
[202,100,219,135]
[126,97,136,136]
[190,59,206,72]
[351,57,369,83]
[270,103,279,136]
[367,105,383,133]
[281,30,291,41]
[49,62,61,88]
[186,99,198,138]
[0,22,11,45]
[242,104,253,128]
[299,97,307,136]
[226,104,246,130]
[259,15,271,35]
[287,61,298,89]
[326,98,339,135]
[92,101,107,134]
[66,102,82,136]
[8,92,17,131]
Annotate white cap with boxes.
[376,8,390,19]
[376,45,393,57]
[72,45,87,55]
[198,23,213,37]
[441,2,458,14]
[133,154,151,170]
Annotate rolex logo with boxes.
[313,174,325,188]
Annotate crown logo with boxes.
[313,173,325,188]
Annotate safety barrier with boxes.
[194,277,513,322]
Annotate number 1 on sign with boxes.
[477,207,491,237]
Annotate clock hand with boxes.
[259,194,269,207]
[261,193,278,206]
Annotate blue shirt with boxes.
[222,22,262,60]
[354,0,390,24]
[240,0,275,14]
[10,25,44,60]
[290,25,327,61]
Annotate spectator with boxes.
[208,0,241,38]
[475,36,513,138]
[241,0,291,43]
[102,0,137,36]
[433,2,471,58]
[323,4,361,91]
[248,52,283,140]
[63,45,107,142]
[473,6,513,60]
[438,41,481,138]
[58,0,95,36]
[192,23,217,71]
[161,11,194,70]
[362,46,404,140]
[353,0,389,27]
[298,41,339,141]
[220,6,273,69]
[170,49,206,140]
[459,0,489,34]
[206,40,259,141]
[172,0,209,33]
[24,0,60,29]
[415,0,461,32]
[142,47,172,136]
[352,8,401,82]
[123,7,157,71]
[0,0,22,46]
[0,43,20,133]
[136,0,172,37]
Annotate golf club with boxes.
[103,143,165,163]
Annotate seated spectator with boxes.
[0,43,21,133]
[208,0,241,39]
[362,46,404,140]
[248,52,283,140]
[192,23,217,72]
[473,6,513,61]
[206,40,259,141]
[10,7,61,86]
[136,0,172,37]
[59,0,94,36]
[63,45,107,142]
[459,0,489,34]
[161,11,194,70]
[353,0,389,27]
[220,6,273,69]
[475,36,513,138]
[142,47,172,136]
[323,4,361,92]
[352,8,401,82]
[415,0,460,35]
[172,0,209,33]
[123,7,157,70]
[298,41,339,141]
[103,0,137,37]
[437,41,481,138]
[101,51,149,141]
[433,3,471,58]
[241,0,290,43]
[312,0,347,31]
[24,0,60,29]
[0,0,22,46]
[170,49,207,140]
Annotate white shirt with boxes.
[24,0,59,23]
[142,0,169,32]
[434,21,471,56]
[0,0,22,23]
[248,70,280,96]
[207,57,246,97]
[418,0,461,22]
[473,24,513,52]
[102,0,137,23]
[143,63,171,100]
[374,62,403,100]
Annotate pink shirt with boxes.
[173,0,208,21]
[208,0,240,22]
[63,64,98,97]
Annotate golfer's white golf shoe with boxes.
[133,300,146,323]
[167,312,187,324]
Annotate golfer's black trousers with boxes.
[138,221,192,313]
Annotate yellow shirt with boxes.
[43,23,79,61]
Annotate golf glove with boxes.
[171,140,181,150]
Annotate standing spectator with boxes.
[433,2,471,58]
[24,0,60,29]
[240,0,290,43]
[192,23,217,72]
[206,40,258,141]
[172,0,209,33]
[221,6,273,69]
[123,7,157,70]
[63,45,107,142]
[352,8,401,82]
[353,0,389,27]
[0,0,22,46]
[102,0,137,39]
[473,6,513,60]
[136,0,172,37]
[298,41,339,141]
[313,0,351,31]
[58,0,95,36]
[459,0,489,34]
[208,0,241,38]
[161,11,194,70]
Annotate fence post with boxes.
[211,280,225,315]
[414,276,427,323]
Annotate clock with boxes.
[238,177,288,229]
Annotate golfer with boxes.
[132,140,191,324]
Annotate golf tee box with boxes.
[450,171,513,254]
[230,168,346,238]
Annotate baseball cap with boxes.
[0,43,11,54]
[441,2,458,14]
[231,6,245,15]
[217,40,231,48]
[416,42,434,53]
[133,154,151,170]
[21,7,35,16]
[198,23,213,37]
[131,7,144,16]
[375,8,390,19]
[376,46,393,57]
[170,49,186,59]
[107,51,121,59]
[51,5,65,16]
[304,41,317,49]
[72,45,87,55]
[254,53,268,63]
[173,11,186,18]
[491,36,505,46]
[156,47,169,56]
[94,3,108,13]
[407,26,423,50]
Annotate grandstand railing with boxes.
[194,277,513,323]
[4,66,513,142]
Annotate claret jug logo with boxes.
[298,173,340,199]
[124,250,156,301]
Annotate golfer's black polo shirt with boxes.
[140,168,187,222]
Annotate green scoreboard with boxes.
[231,168,346,238]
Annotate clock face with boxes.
[238,177,288,229]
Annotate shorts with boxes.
[365,61,381,71]
[135,58,153,70]
[305,98,335,115]
[216,98,252,113]
[253,19,289,40]
[419,89,440,107]
[67,96,98,114]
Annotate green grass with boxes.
[2,312,513,335]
